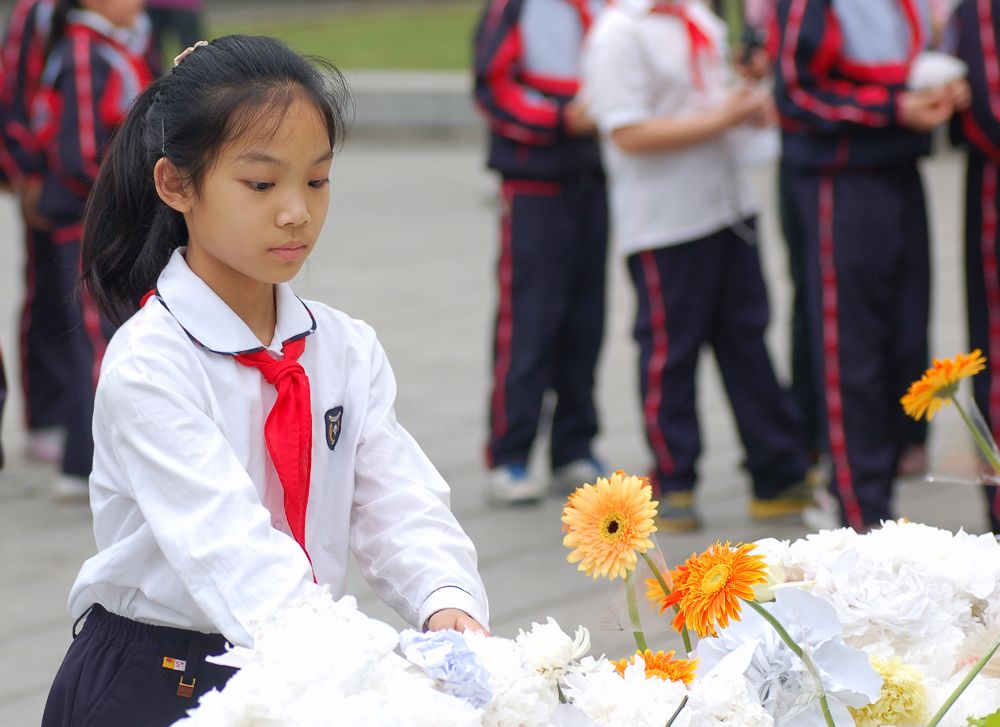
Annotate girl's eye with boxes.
[246,181,274,192]
[308,178,330,189]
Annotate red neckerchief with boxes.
[649,1,715,91]
[234,338,314,572]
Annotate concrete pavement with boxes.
[0,137,987,725]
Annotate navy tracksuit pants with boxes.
[42,605,236,727]
[964,154,1000,534]
[487,174,607,470]
[20,226,70,432]
[44,228,110,477]
[627,220,809,498]
[787,165,930,529]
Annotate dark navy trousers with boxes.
[487,174,607,470]
[964,154,1000,534]
[47,229,111,477]
[788,165,930,529]
[42,605,236,727]
[627,220,809,498]
[20,226,70,432]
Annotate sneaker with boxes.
[657,490,701,533]
[487,464,546,504]
[750,480,817,521]
[53,475,90,503]
[551,457,606,495]
[25,427,65,464]
[897,444,928,478]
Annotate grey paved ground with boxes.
[0,137,987,725]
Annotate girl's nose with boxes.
[277,194,311,228]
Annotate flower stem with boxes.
[926,632,1000,727]
[640,551,693,654]
[664,695,689,727]
[744,600,835,727]
[951,397,1000,476]
[625,569,648,652]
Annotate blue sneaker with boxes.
[488,463,546,504]
[551,457,606,495]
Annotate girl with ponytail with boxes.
[42,35,489,727]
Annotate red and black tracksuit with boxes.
[0,0,65,436]
[951,0,1000,533]
[473,0,608,472]
[27,12,153,477]
[774,0,933,529]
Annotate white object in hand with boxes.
[907,51,968,90]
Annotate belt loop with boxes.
[72,605,95,639]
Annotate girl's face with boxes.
[172,96,333,298]
[82,0,144,28]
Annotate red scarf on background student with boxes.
[649,0,716,90]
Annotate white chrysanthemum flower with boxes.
[696,588,881,727]
[562,655,690,727]
[515,617,591,687]
[463,630,558,727]
[686,643,774,727]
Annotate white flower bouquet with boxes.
[171,519,1000,727]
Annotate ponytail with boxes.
[80,35,351,326]
[82,78,187,326]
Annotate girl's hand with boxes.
[720,86,773,128]
[426,608,491,635]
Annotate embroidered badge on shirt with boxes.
[325,406,343,451]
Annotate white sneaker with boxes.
[551,457,606,495]
[25,428,65,464]
[487,464,546,504]
[53,475,90,503]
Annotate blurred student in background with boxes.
[25,0,155,498]
[950,0,1000,533]
[1,0,67,465]
[473,0,609,504]
[774,0,968,530]
[582,0,814,532]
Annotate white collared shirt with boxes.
[68,250,489,647]
[581,0,758,255]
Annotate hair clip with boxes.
[173,40,209,67]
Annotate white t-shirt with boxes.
[581,0,759,256]
[69,249,489,647]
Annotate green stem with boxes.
[626,569,648,652]
[745,600,836,727]
[952,397,1000,476]
[640,551,693,654]
[926,632,1000,727]
[664,695,689,727]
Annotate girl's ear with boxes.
[154,158,193,214]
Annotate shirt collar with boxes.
[67,8,151,55]
[154,248,316,356]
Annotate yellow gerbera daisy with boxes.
[664,541,768,637]
[901,350,987,421]
[561,470,658,580]
[614,649,698,685]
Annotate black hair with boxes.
[82,35,352,325]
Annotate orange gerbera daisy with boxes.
[613,649,698,685]
[901,350,986,421]
[664,541,768,637]
[562,471,658,580]
[645,571,673,615]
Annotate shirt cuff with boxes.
[418,586,489,632]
